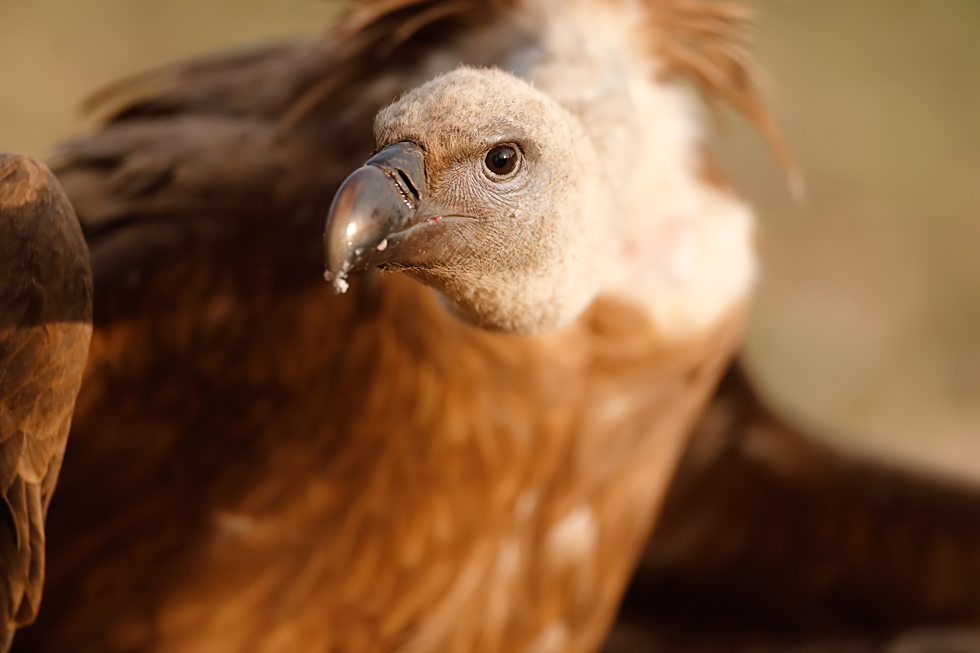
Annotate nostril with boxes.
[396,169,421,203]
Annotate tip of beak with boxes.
[323,269,349,294]
[323,163,412,291]
[323,141,428,291]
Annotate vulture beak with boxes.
[323,141,428,293]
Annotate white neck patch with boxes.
[513,0,757,339]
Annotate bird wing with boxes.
[52,37,347,324]
[0,154,92,650]
[608,360,980,650]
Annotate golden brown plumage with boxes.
[25,276,741,651]
[0,154,92,651]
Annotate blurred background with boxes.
[1,0,978,479]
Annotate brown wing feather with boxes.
[0,154,92,651]
[606,361,980,651]
[52,38,345,324]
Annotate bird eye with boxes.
[483,144,521,179]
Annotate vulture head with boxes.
[325,67,612,333]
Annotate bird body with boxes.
[18,0,768,650]
[38,276,739,652]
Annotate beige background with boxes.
[2,0,978,479]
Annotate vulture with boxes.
[0,154,92,650]
[6,0,980,651]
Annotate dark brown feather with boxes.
[0,154,92,651]
[605,362,980,651]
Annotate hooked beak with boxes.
[323,141,427,293]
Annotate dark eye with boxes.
[483,144,521,179]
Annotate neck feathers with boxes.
[510,0,758,339]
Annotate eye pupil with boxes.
[485,145,519,177]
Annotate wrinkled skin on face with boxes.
[330,67,614,333]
